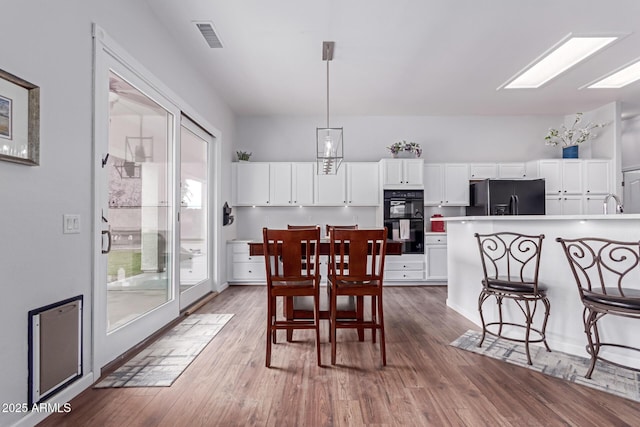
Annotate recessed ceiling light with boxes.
[587,59,640,88]
[500,36,618,89]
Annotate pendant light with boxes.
[316,41,343,175]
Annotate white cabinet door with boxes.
[469,163,497,180]
[292,162,314,205]
[583,160,610,195]
[498,163,527,179]
[315,163,346,205]
[425,245,448,281]
[382,159,404,186]
[404,159,424,185]
[561,195,584,214]
[235,162,270,206]
[562,160,583,195]
[347,162,379,205]
[382,159,423,187]
[269,162,292,206]
[539,160,562,194]
[585,196,605,214]
[424,164,444,205]
[545,196,562,215]
[444,164,470,205]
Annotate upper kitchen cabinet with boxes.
[233,162,314,206]
[381,159,424,188]
[315,163,347,205]
[424,163,470,206]
[270,162,314,206]
[534,159,583,195]
[234,162,271,206]
[469,164,497,180]
[315,162,379,206]
[469,163,527,180]
[498,163,527,179]
[346,162,379,205]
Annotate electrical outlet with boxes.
[63,214,81,234]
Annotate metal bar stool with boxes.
[474,232,551,365]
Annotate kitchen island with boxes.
[443,213,640,369]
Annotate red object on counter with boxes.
[431,214,445,232]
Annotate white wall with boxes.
[236,114,567,162]
[0,1,235,426]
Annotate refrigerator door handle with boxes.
[514,194,520,215]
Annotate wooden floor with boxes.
[40,285,640,426]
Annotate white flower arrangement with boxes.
[386,140,422,157]
[544,113,605,147]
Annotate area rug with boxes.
[450,330,640,403]
[94,313,233,388]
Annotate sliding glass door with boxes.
[179,117,212,309]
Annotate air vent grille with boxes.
[195,22,223,48]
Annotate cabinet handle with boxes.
[586,190,590,193]
[558,191,561,193]
[248,270,252,273]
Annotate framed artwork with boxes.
[0,68,39,165]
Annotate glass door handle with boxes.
[101,229,112,254]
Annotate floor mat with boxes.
[94,313,233,388]
[450,329,640,403]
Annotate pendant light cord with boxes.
[326,45,330,129]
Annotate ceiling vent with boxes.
[194,21,223,48]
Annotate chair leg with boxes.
[523,300,533,365]
[357,296,365,342]
[314,290,322,367]
[541,297,552,352]
[331,288,338,365]
[378,291,386,366]
[371,295,377,344]
[266,295,273,368]
[285,296,294,342]
[478,291,489,347]
[584,308,600,379]
[497,295,504,337]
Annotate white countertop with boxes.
[439,214,640,221]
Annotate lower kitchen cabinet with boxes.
[425,234,447,281]
[227,240,265,284]
[384,254,425,282]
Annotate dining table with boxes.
[247,239,403,256]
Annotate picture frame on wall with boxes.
[0,68,39,166]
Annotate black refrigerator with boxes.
[466,179,545,216]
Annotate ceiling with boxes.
[145,0,640,117]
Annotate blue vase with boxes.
[562,145,579,159]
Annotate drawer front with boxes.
[425,235,447,245]
[232,262,265,280]
[385,270,424,281]
[230,242,250,254]
[232,253,261,263]
[385,260,424,271]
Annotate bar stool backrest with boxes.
[474,232,544,289]
[556,237,640,300]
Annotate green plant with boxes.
[236,150,252,161]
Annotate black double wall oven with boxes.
[383,190,424,254]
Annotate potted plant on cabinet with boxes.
[236,150,252,162]
[386,140,422,158]
[544,113,605,158]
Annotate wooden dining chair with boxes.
[328,228,387,366]
[263,227,322,367]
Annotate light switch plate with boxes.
[63,214,81,234]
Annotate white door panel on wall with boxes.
[624,170,640,214]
